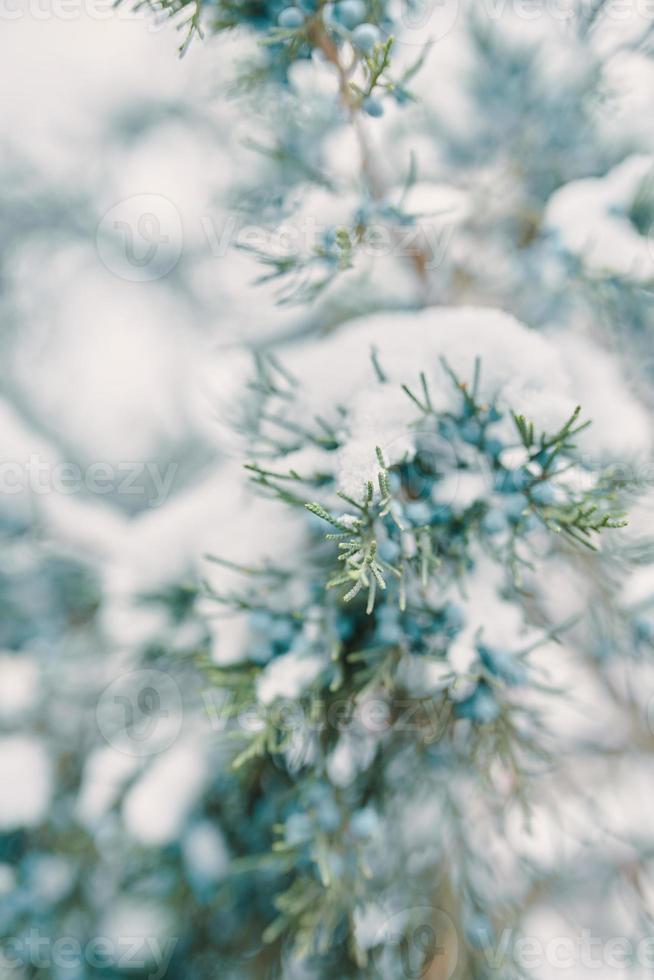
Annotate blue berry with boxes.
[387,471,402,493]
[513,468,532,491]
[405,618,423,643]
[482,508,507,535]
[290,635,310,657]
[523,514,540,533]
[377,604,398,623]
[438,418,458,441]
[532,447,554,468]
[405,500,431,525]
[249,640,273,665]
[321,226,338,250]
[326,852,345,879]
[249,610,273,633]
[634,616,654,644]
[456,682,500,724]
[362,95,384,117]
[459,419,482,445]
[376,604,403,643]
[270,617,295,646]
[429,500,452,524]
[442,601,465,635]
[305,782,330,806]
[278,5,305,27]
[477,643,526,686]
[502,493,528,523]
[484,437,504,458]
[350,806,380,839]
[378,536,401,562]
[352,22,381,53]
[530,481,557,506]
[316,798,341,833]
[285,812,313,846]
[334,0,366,27]
[496,468,530,494]
[465,912,494,949]
[354,202,372,227]
[335,614,355,640]
[377,620,403,645]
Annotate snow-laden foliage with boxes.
[3,2,654,980]
[186,306,644,974]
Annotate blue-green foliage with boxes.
[191,356,626,972]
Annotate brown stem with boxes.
[309,19,429,291]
